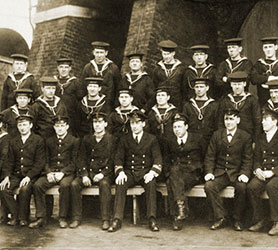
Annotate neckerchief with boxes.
[125,72,148,88]
[190,97,215,120]
[115,106,139,134]
[258,58,278,75]
[157,59,182,77]
[227,92,251,110]
[81,95,106,119]
[10,105,29,117]
[8,72,32,89]
[187,64,214,89]
[54,75,77,95]
[37,96,61,116]
[90,59,112,76]
[267,99,278,112]
[151,104,176,134]
[225,57,248,73]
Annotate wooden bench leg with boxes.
[133,195,139,225]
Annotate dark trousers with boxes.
[71,176,112,221]
[113,172,157,221]
[204,174,247,221]
[33,175,74,218]
[169,165,200,201]
[247,176,278,222]
[0,175,32,220]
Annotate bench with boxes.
[14,185,145,225]
[12,183,269,225]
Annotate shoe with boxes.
[19,220,28,227]
[173,217,183,231]
[268,222,278,236]
[210,218,226,230]
[108,219,121,232]
[234,221,243,231]
[69,220,80,229]
[149,217,159,232]
[59,218,68,228]
[29,218,45,229]
[102,220,110,230]
[7,218,18,226]
[248,220,265,232]
[176,200,186,220]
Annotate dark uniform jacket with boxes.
[1,72,40,110]
[1,105,31,137]
[78,133,116,179]
[44,133,79,176]
[118,72,155,113]
[0,133,10,179]
[183,98,218,150]
[263,99,278,114]
[30,96,68,139]
[216,57,253,98]
[55,75,85,136]
[205,128,253,183]
[114,132,162,181]
[147,104,177,139]
[253,129,278,175]
[77,95,109,137]
[164,132,202,177]
[184,64,217,99]
[152,60,186,111]
[108,106,139,140]
[217,93,262,141]
[251,58,278,107]
[3,133,45,180]
[82,59,121,109]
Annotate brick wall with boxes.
[29,0,133,80]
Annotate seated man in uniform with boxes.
[0,114,45,226]
[204,108,252,231]
[263,79,278,114]
[248,109,278,236]
[2,89,33,137]
[29,115,79,229]
[108,110,162,232]
[108,88,139,143]
[164,113,202,230]
[71,112,116,229]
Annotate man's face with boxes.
[93,48,108,64]
[17,120,33,135]
[87,83,101,97]
[224,114,240,131]
[227,45,242,59]
[13,60,27,74]
[194,83,209,98]
[270,89,278,103]
[262,115,277,132]
[57,64,71,78]
[156,91,170,106]
[263,44,277,59]
[192,52,207,66]
[41,85,56,99]
[118,93,133,108]
[93,117,107,133]
[230,81,246,96]
[129,58,142,72]
[16,95,30,108]
[161,50,175,63]
[130,119,145,134]
[173,120,188,138]
[54,122,69,137]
